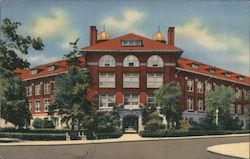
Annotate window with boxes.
[26,85,32,96]
[99,94,116,108]
[205,82,212,92]
[191,63,199,69]
[187,78,194,92]
[187,97,194,111]
[147,73,163,88]
[230,104,235,114]
[48,66,55,71]
[236,88,242,99]
[44,99,50,112]
[123,73,139,88]
[99,55,116,67]
[121,40,141,46]
[44,82,50,94]
[208,68,216,73]
[237,105,242,115]
[99,73,115,88]
[35,84,41,96]
[31,69,37,74]
[124,94,139,106]
[197,98,203,111]
[35,100,40,112]
[244,89,249,100]
[123,55,139,67]
[197,80,203,93]
[147,55,164,67]
[28,101,32,111]
[147,94,155,107]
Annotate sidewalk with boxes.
[0,133,249,146]
[207,142,250,159]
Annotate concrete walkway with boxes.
[207,142,250,159]
[0,133,249,147]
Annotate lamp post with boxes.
[215,109,219,126]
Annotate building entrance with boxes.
[123,115,138,133]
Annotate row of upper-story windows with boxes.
[99,55,164,67]
[99,73,163,89]
[26,81,52,96]
[29,98,50,113]
[186,78,249,100]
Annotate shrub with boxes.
[96,111,120,133]
[32,118,44,129]
[144,112,165,132]
[44,120,56,129]
[179,119,192,131]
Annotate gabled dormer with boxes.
[47,64,58,71]
[222,72,232,77]
[206,67,216,73]
[31,68,42,75]
[236,75,244,80]
[188,63,199,69]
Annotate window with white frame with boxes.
[44,99,50,112]
[236,88,242,99]
[28,101,32,111]
[197,98,203,111]
[230,104,235,114]
[35,100,40,112]
[237,104,241,115]
[44,82,50,94]
[123,55,139,67]
[99,94,116,108]
[31,69,37,74]
[35,84,41,96]
[123,73,139,88]
[26,85,32,96]
[147,73,163,88]
[99,55,116,67]
[124,94,139,106]
[147,55,164,67]
[187,78,194,92]
[205,82,212,92]
[121,40,141,46]
[197,80,203,93]
[99,73,115,88]
[187,97,194,111]
[48,66,55,71]
[147,93,155,107]
[243,89,249,100]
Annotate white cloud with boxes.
[103,9,145,35]
[176,18,249,66]
[28,9,79,49]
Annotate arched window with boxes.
[123,55,140,67]
[99,55,116,67]
[147,55,164,67]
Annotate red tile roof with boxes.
[177,58,250,85]
[16,57,85,80]
[81,33,182,51]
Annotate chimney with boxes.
[168,27,175,46]
[90,26,97,45]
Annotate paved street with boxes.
[0,136,249,159]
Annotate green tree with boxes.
[154,82,182,129]
[144,112,165,132]
[0,76,31,128]
[205,86,242,130]
[0,18,43,76]
[0,18,44,128]
[51,39,94,132]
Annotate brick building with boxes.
[16,26,250,130]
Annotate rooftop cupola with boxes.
[152,26,166,43]
[97,25,111,42]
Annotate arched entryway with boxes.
[123,115,138,133]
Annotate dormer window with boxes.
[31,69,38,75]
[223,72,232,77]
[48,66,55,71]
[207,68,216,73]
[236,76,244,80]
[190,63,199,69]
[122,40,142,46]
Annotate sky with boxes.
[1,0,249,76]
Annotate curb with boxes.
[0,133,249,146]
[207,142,250,159]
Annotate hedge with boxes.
[139,130,250,137]
[0,132,66,141]
[96,129,123,139]
[0,129,70,134]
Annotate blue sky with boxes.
[1,0,249,75]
